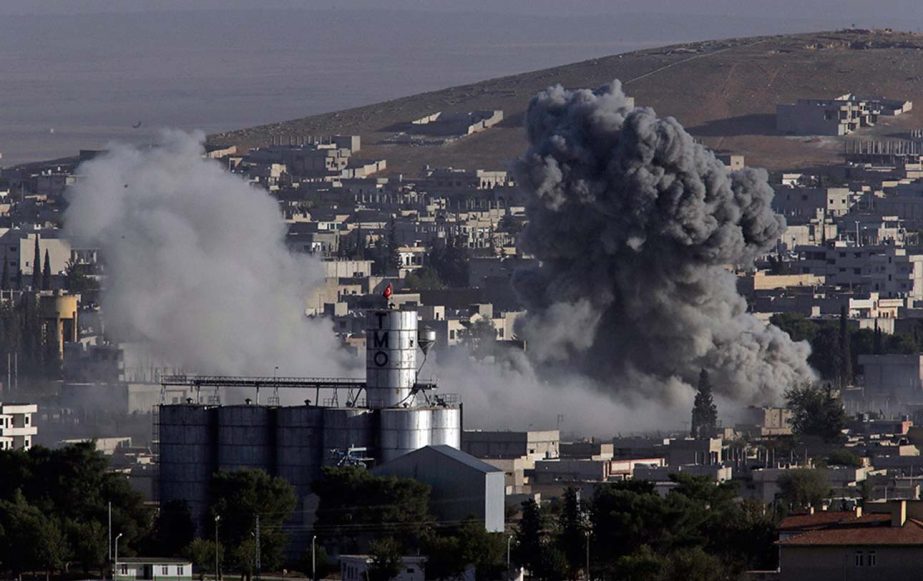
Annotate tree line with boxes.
[513,477,778,581]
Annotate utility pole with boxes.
[312,535,317,580]
[114,532,123,577]
[255,515,261,581]
[108,502,112,569]
[585,530,591,581]
[214,515,221,581]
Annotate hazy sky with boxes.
[1,0,921,165]
[0,0,921,19]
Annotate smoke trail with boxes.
[65,130,353,378]
[512,81,813,404]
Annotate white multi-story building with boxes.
[0,403,37,450]
[796,243,923,299]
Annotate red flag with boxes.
[383,282,393,300]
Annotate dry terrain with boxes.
[211,29,923,175]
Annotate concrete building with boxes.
[796,244,923,299]
[0,402,37,450]
[777,94,912,136]
[462,430,560,460]
[0,229,72,280]
[737,406,794,436]
[373,445,505,533]
[772,187,851,222]
[666,438,724,466]
[858,354,923,405]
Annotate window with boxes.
[177,566,184,576]
[855,551,864,567]
[162,566,169,575]
[120,564,129,575]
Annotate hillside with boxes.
[211,29,923,175]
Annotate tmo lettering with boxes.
[372,331,389,349]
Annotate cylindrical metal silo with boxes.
[158,404,216,531]
[321,408,375,466]
[217,405,274,473]
[366,310,418,408]
[275,406,325,499]
[380,407,432,463]
[429,406,462,449]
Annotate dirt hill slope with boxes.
[212,29,923,174]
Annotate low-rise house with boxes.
[114,558,192,581]
[777,501,923,580]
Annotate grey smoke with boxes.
[65,130,353,379]
[513,81,813,404]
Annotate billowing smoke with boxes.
[65,130,353,379]
[512,81,813,404]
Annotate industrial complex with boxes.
[157,306,466,541]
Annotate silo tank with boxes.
[157,404,216,530]
[217,405,274,473]
[430,406,461,449]
[321,408,375,466]
[275,406,325,497]
[366,310,418,408]
[380,408,432,463]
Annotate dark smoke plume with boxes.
[513,81,813,404]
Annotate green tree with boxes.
[31,236,40,290]
[612,545,664,581]
[778,469,830,510]
[691,369,718,438]
[65,518,108,574]
[838,306,852,386]
[455,520,507,581]
[785,383,846,441]
[423,534,465,580]
[513,499,566,581]
[460,318,497,360]
[184,538,220,581]
[826,449,862,468]
[512,499,544,574]
[403,267,445,290]
[386,220,402,276]
[41,249,51,291]
[556,488,586,580]
[367,537,403,581]
[659,547,724,581]
[231,537,257,581]
[770,312,817,343]
[0,490,67,581]
[150,499,196,557]
[427,243,470,287]
[298,543,332,580]
[313,466,432,553]
[208,469,296,573]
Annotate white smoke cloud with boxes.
[65,130,355,379]
[432,348,693,436]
